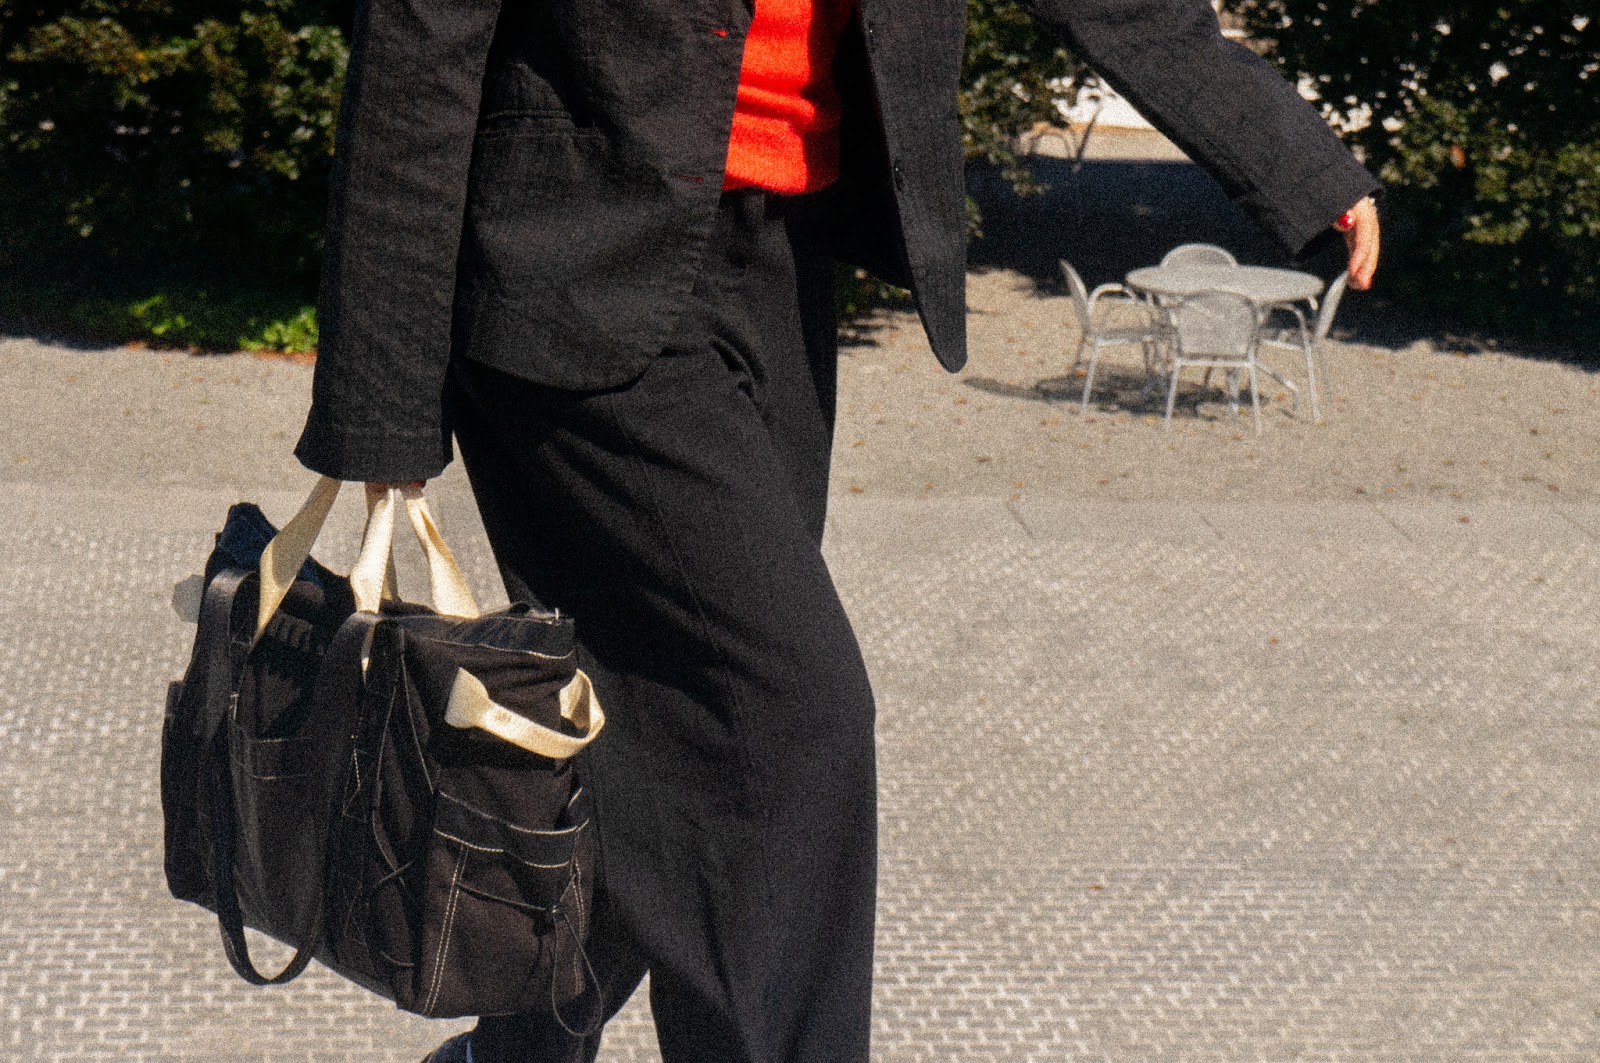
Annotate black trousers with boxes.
[446,189,878,1063]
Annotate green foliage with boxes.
[127,290,318,352]
[0,278,319,352]
[0,0,1089,347]
[961,0,1090,196]
[1230,0,1600,344]
[0,0,349,289]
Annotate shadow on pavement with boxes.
[968,367,1283,423]
[967,154,1599,370]
[968,155,1284,293]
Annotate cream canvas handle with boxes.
[254,478,597,756]
[255,477,481,643]
[400,487,479,618]
[256,476,340,642]
[445,666,604,760]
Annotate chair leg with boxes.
[1315,340,1334,412]
[1080,339,1101,413]
[1301,335,1322,422]
[1164,362,1181,429]
[1257,363,1299,415]
[1247,362,1262,434]
[1137,339,1160,402]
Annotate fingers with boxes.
[1342,197,1380,291]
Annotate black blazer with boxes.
[297,0,1378,483]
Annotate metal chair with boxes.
[1152,246,1239,328]
[1164,289,1265,434]
[1260,271,1348,420]
[1159,243,1238,268]
[1059,259,1172,413]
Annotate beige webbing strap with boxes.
[350,484,398,614]
[254,477,483,644]
[361,484,401,607]
[256,476,340,644]
[444,667,605,760]
[401,488,479,618]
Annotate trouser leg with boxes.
[449,190,875,1063]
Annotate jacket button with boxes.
[892,163,905,190]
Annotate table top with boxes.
[1126,264,1324,306]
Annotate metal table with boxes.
[1125,264,1324,417]
[1125,264,1324,308]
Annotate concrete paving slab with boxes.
[8,494,1598,1063]
[1372,500,1600,549]
[824,495,1027,547]
[1009,499,1218,542]
[1191,499,1410,548]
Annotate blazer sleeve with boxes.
[1022,0,1379,256]
[295,0,502,483]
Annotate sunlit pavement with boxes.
[3,132,1596,1061]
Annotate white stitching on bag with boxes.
[423,844,469,1014]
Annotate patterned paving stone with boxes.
[3,495,1597,1061]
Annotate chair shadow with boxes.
[967,367,1294,425]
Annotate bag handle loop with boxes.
[445,666,605,760]
[256,477,481,642]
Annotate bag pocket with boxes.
[228,725,324,940]
[411,787,592,1018]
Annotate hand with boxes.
[1339,196,1380,291]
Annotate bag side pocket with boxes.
[412,787,590,1018]
[228,724,322,941]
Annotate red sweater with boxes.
[723,0,856,194]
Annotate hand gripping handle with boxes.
[255,477,481,642]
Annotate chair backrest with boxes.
[1160,243,1238,268]
[1169,290,1259,359]
[1313,271,1350,343]
[1058,259,1093,332]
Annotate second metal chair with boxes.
[1060,259,1172,413]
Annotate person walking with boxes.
[294,1,1381,1060]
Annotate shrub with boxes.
[1230,0,1600,344]
[0,0,349,295]
[961,0,1090,197]
[0,0,1089,346]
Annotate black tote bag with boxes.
[162,478,605,1025]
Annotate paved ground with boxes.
[2,129,1598,1062]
